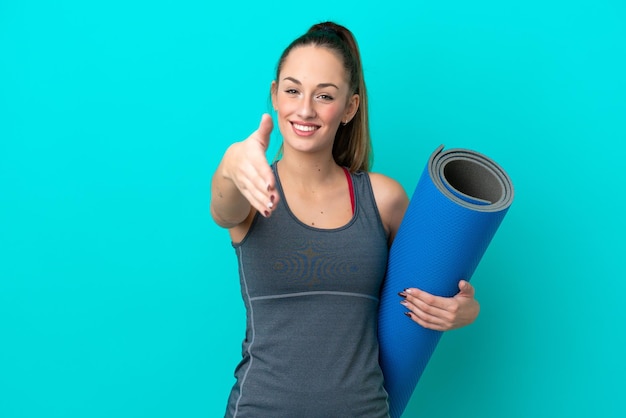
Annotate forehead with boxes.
[279,45,348,85]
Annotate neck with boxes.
[277,151,342,188]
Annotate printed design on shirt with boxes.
[272,238,359,287]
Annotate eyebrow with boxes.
[282,77,339,90]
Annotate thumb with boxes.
[458,280,474,297]
[256,113,274,149]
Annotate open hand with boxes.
[221,114,279,217]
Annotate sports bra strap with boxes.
[342,167,355,215]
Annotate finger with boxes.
[402,294,458,330]
[238,163,277,216]
[251,161,279,211]
[233,116,277,210]
[401,293,455,324]
[458,280,475,297]
[255,113,274,150]
[403,310,447,331]
[404,287,453,311]
[251,114,277,193]
[400,285,477,331]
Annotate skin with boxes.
[210,45,479,331]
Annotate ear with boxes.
[343,93,360,123]
[270,80,278,111]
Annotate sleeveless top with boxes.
[225,163,390,418]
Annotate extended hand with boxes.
[222,114,279,217]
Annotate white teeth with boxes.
[293,123,317,132]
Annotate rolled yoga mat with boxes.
[378,145,514,418]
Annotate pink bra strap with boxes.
[342,167,355,214]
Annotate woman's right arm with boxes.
[210,114,278,228]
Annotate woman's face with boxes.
[271,45,359,156]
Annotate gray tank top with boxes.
[225,163,390,418]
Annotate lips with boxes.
[291,122,320,135]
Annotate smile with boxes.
[292,122,319,133]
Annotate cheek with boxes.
[275,102,295,133]
[275,98,297,117]
[319,103,345,123]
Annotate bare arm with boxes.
[210,114,279,228]
[368,172,409,246]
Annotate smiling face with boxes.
[271,45,359,157]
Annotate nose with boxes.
[297,95,317,119]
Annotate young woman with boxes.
[211,21,480,418]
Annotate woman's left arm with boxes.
[370,172,480,332]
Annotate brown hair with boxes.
[274,22,372,172]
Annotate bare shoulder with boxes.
[368,172,409,243]
[368,172,407,203]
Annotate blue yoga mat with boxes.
[378,145,514,418]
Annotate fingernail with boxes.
[404,312,412,318]
[400,300,408,307]
[398,291,407,298]
[266,183,271,192]
[267,201,274,209]
[263,210,270,217]
[270,194,275,203]
[405,288,413,294]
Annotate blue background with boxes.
[1,1,624,417]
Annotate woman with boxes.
[211,21,479,418]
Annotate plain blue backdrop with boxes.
[1,1,625,417]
